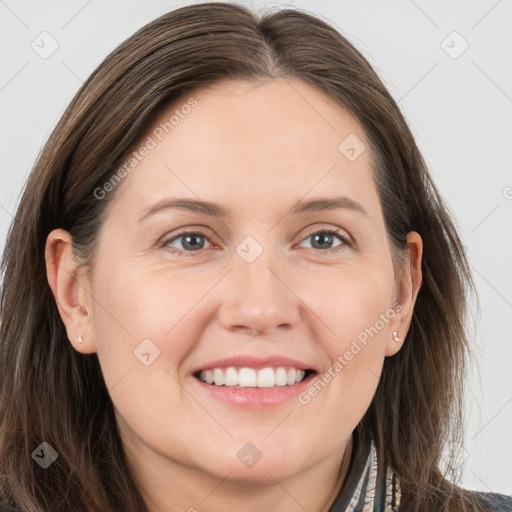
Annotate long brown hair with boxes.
[0,3,481,510]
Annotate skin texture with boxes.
[45,77,423,512]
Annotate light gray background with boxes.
[1,0,511,495]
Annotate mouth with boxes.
[193,366,316,388]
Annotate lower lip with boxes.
[191,373,316,408]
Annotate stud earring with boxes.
[393,331,401,343]
[76,335,83,344]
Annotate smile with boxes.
[196,366,312,388]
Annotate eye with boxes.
[297,228,351,252]
[162,231,213,255]
[161,226,351,256]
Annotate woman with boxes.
[0,2,510,511]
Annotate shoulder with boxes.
[463,488,512,511]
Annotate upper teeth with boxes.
[198,367,306,387]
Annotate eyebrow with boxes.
[138,196,367,222]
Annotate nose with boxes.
[217,249,302,337]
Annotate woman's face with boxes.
[48,78,421,495]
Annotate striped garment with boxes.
[328,429,512,512]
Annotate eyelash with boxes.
[161,227,352,257]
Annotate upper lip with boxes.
[192,355,314,374]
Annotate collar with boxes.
[328,428,401,512]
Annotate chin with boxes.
[199,449,308,485]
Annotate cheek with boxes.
[307,256,396,348]
[87,260,205,452]
[91,253,203,340]
[299,262,395,419]
[88,257,197,390]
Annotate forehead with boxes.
[110,77,378,217]
[149,77,367,162]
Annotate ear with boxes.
[385,231,423,357]
[45,228,97,354]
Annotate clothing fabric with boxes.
[328,429,399,511]
[328,429,512,511]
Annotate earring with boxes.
[76,335,83,344]
[393,331,401,343]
